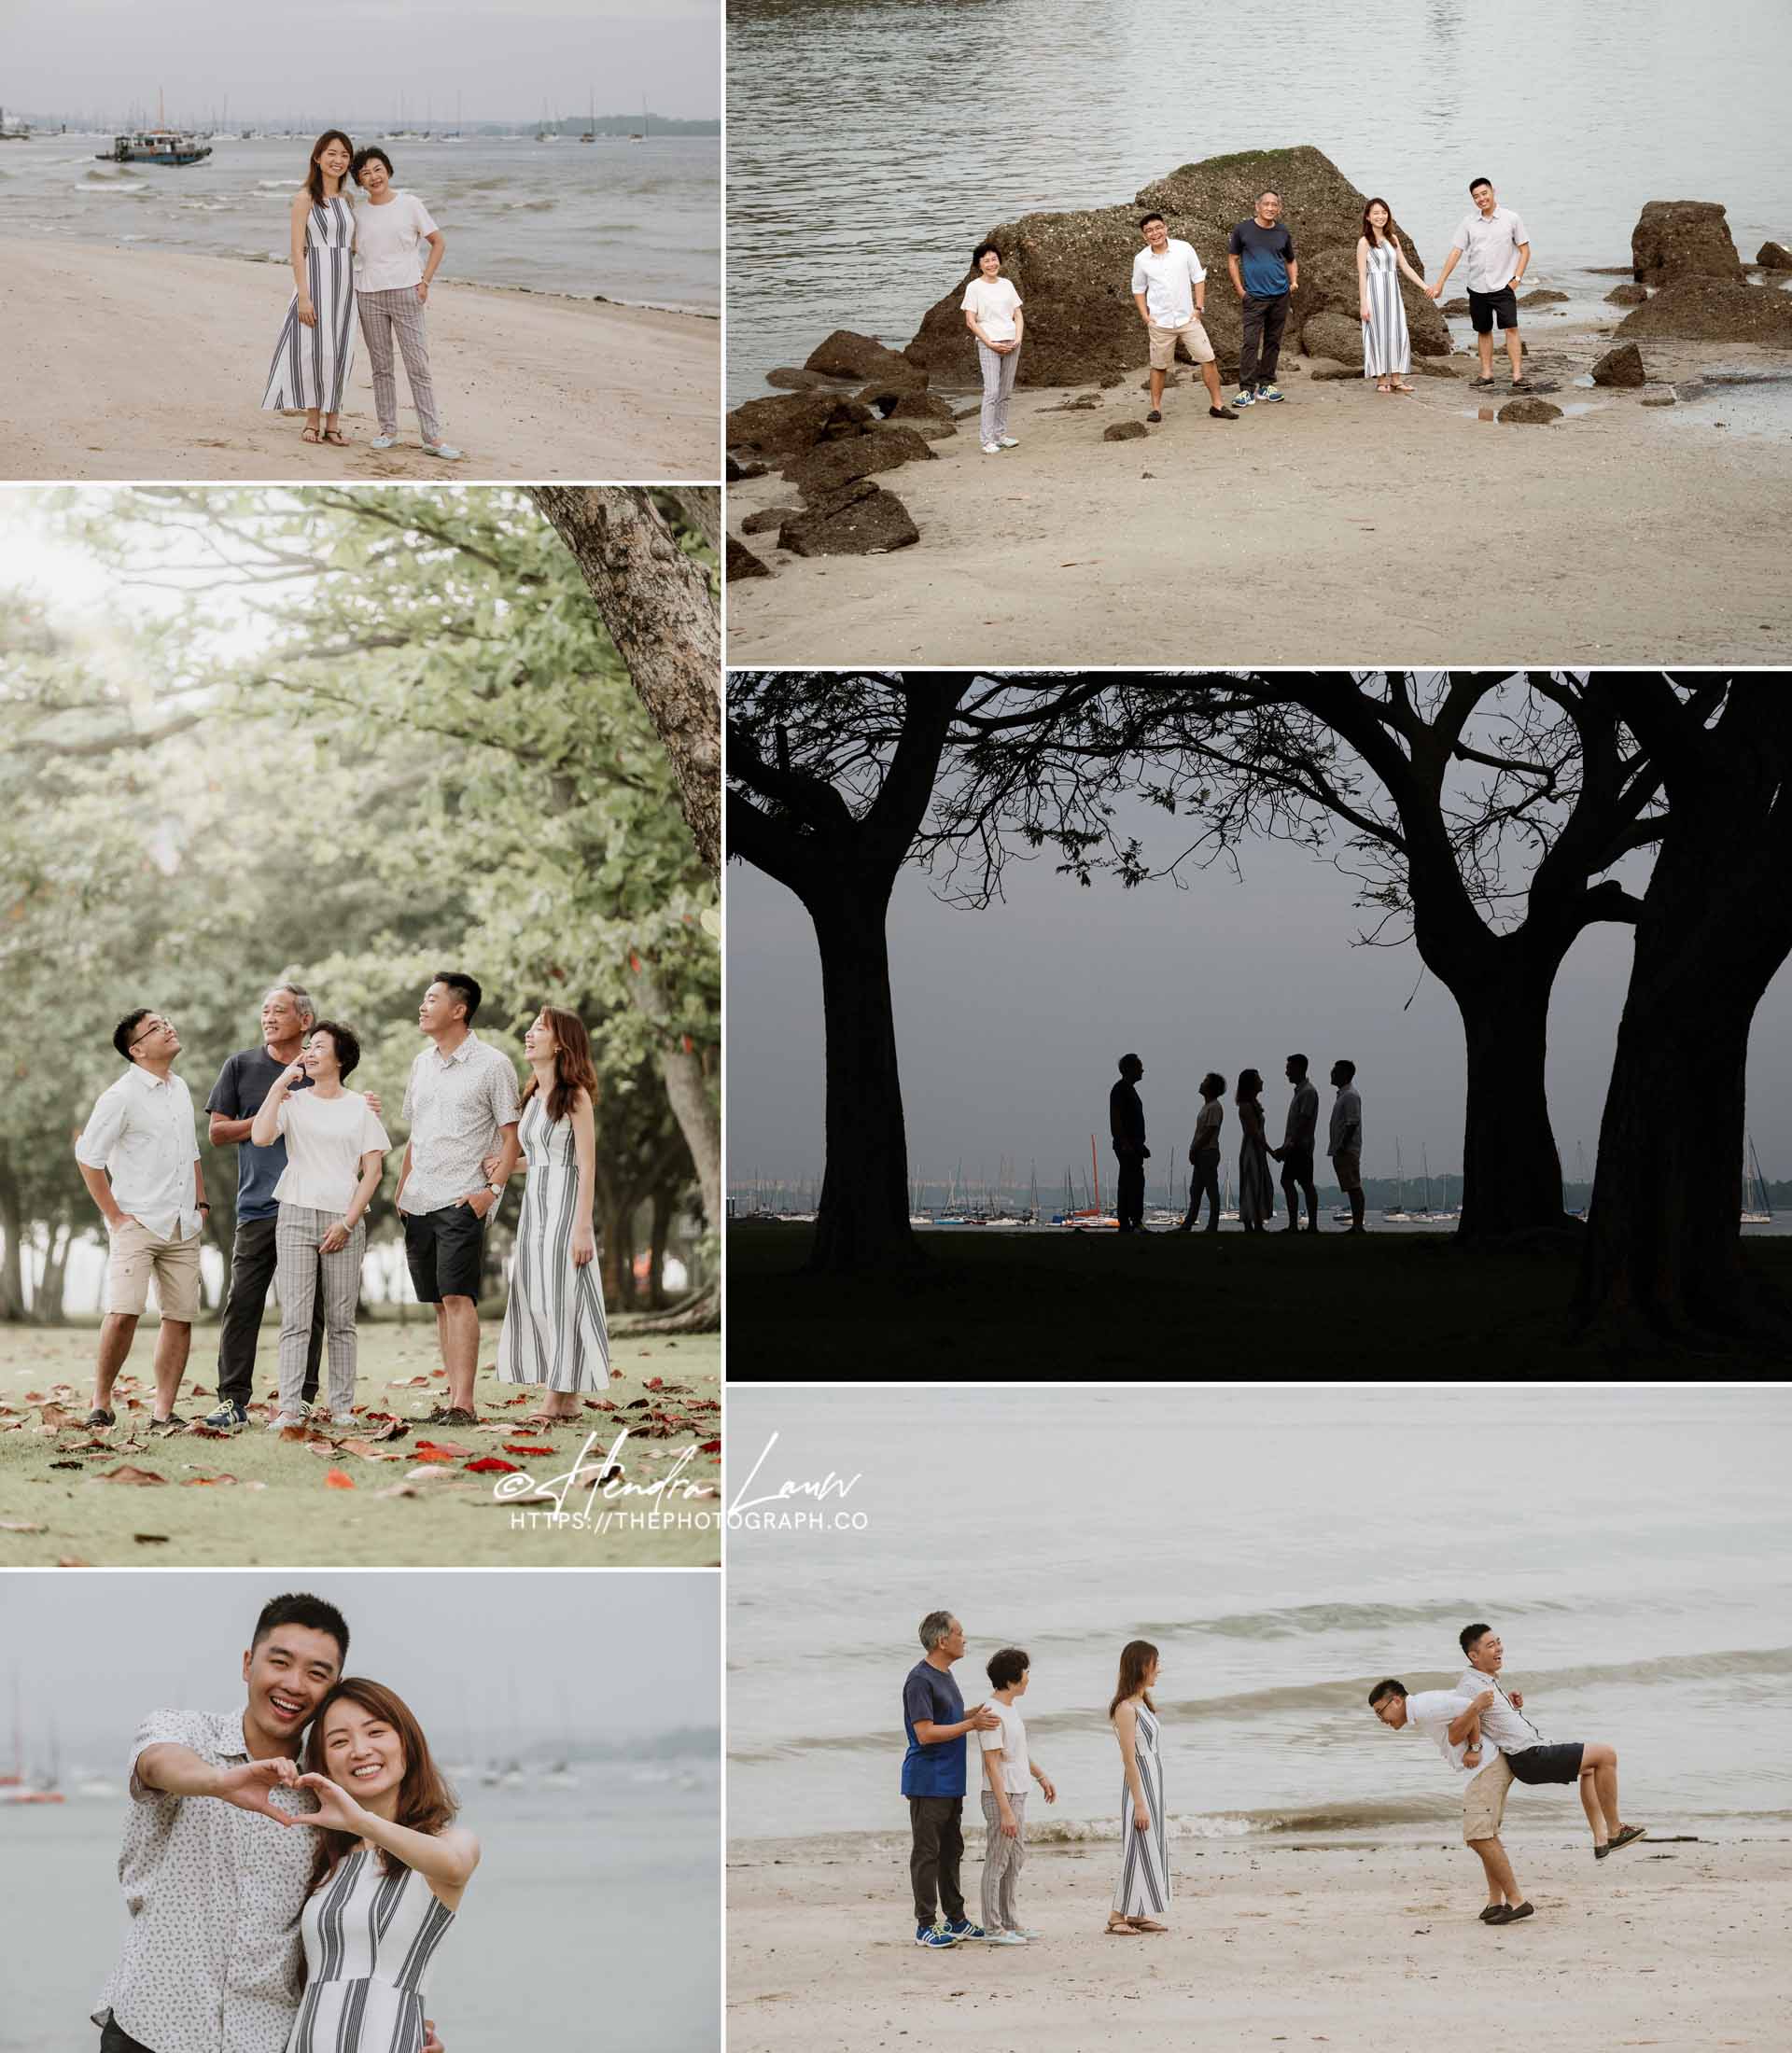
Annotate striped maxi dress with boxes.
[1362,236,1411,379]
[1113,1700,1170,1920]
[287,1849,456,2053]
[496,1093,613,1392]
[262,194,357,414]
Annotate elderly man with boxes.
[903,1611,1001,1948]
[76,1010,209,1432]
[1225,189,1297,406]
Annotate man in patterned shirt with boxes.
[93,1591,443,2053]
[395,972,522,1426]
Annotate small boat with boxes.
[1742,1135,1774,1225]
[0,105,32,141]
[97,129,212,166]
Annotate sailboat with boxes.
[1742,1135,1774,1225]
[581,89,595,142]
[1055,1137,1117,1227]
[1382,1138,1413,1221]
[628,94,647,142]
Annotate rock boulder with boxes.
[1758,240,1792,271]
[726,535,773,580]
[781,424,938,495]
[1499,398,1562,425]
[1103,421,1148,441]
[902,145,1450,390]
[1300,308,1366,366]
[1630,201,1743,286]
[1616,278,1792,346]
[779,480,920,557]
[1604,282,1649,305]
[727,391,875,459]
[804,328,922,382]
[1519,287,1569,305]
[1591,342,1646,386]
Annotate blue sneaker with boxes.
[915,1922,959,1948]
[203,1400,250,1429]
[1232,386,1255,407]
[941,1918,987,1943]
[1256,384,1286,402]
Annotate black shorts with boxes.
[402,1202,487,1303]
[1505,1741,1586,1784]
[1468,285,1519,333]
[1280,1143,1316,1180]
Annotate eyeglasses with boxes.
[128,1016,175,1048]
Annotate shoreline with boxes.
[729,1830,1791,2050]
[0,234,720,481]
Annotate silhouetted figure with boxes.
[1175,1071,1226,1233]
[1236,1068,1273,1232]
[1269,1052,1320,1232]
[1110,1054,1149,1233]
[1329,1059,1365,1233]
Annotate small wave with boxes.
[254,178,302,190]
[496,197,556,212]
[179,200,232,213]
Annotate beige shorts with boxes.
[105,1218,202,1321]
[1333,1150,1362,1193]
[1146,318,1215,370]
[1461,1754,1514,1842]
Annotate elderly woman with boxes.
[349,147,463,460]
[960,242,1024,456]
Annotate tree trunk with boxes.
[622,1282,719,1334]
[807,887,918,1274]
[0,1151,25,1322]
[647,1185,673,1308]
[1453,973,1574,1239]
[628,957,719,1236]
[34,1220,72,1327]
[528,486,720,882]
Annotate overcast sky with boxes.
[7,2,719,123]
[0,1571,718,1764]
[726,778,1792,1194]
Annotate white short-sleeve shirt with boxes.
[1404,1687,1501,1774]
[76,1067,202,1240]
[1455,1669,1548,1751]
[273,1089,392,1214]
[1451,204,1528,292]
[353,189,439,291]
[1130,238,1207,328]
[95,1707,318,2053]
[978,1697,1031,1794]
[961,274,1023,342]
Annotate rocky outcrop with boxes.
[779,480,920,557]
[1758,240,1792,271]
[726,534,773,579]
[1442,297,1471,315]
[780,424,938,495]
[888,388,957,424]
[725,454,768,482]
[1499,398,1562,425]
[804,328,921,382]
[1300,308,1366,365]
[902,146,1450,389]
[1519,287,1569,305]
[763,366,837,391]
[1604,282,1649,305]
[1590,342,1646,387]
[727,391,875,459]
[1616,278,1792,345]
[1630,201,1743,286]
[739,505,800,536]
[1307,359,1356,381]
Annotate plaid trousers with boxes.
[273,1204,365,1415]
[357,286,443,443]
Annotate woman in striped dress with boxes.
[289,1679,477,2053]
[262,130,359,444]
[1357,197,1426,395]
[496,1005,612,1422]
[1107,1640,1169,1934]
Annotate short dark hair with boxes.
[1118,1052,1141,1073]
[1139,212,1166,230]
[432,971,482,1024]
[1469,176,1493,194]
[1368,1679,1407,1709]
[252,1592,350,1665]
[1460,1621,1492,1656]
[972,240,1001,267]
[987,1646,1029,1690]
[350,146,392,184]
[113,1008,154,1062]
[1257,189,1280,203]
[1334,1058,1356,1082]
[310,1018,361,1081]
[1201,1070,1225,1098]
[1287,1053,1309,1075]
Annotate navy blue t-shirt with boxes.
[1228,218,1295,297]
[901,1658,966,1797]
[206,1047,310,1222]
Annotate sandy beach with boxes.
[728,1829,1789,2051]
[1,237,719,481]
[725,328,1792,666]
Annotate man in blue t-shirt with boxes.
[1225,190,1298,405]
[902,1610,1000,1948]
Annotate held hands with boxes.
[216,1756,303,1823]
[1425,283,1442,300]
[298,295,318,328]
[295,1771,369,1834]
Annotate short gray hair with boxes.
[918,1610,956,1653]
[265,983,316,1027]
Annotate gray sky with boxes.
[726,789,1792,1194]
[7,2,719,123]
[0,1571,718,1764]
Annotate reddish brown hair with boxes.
[521,1005,599,1125]
[1362,197,1396,248]
[1109,1639,1160,1719]
[305,130,354,204]
[303,1678,456,1892]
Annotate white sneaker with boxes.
[422,442,465,461]
[370,434,399,451]
[998,436,1020,448]
[266,1411,309,1432]
[986,1930,1028,1946]
[982,440,1001,454]
[1011,1927,1041,1939]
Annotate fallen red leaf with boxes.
[645,1376,664,1390]
[463,1456,519,1473]
[414,1440,470,1457]
[411,1449,458,1464]
[323,1468,356,1489]
[503,1443,555,1456]
[96,1464,166,1486]
[698,1439,721,1455]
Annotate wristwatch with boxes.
[485,1183,504,1200]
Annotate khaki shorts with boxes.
[1461,1753,1514,1842]
[1146,318,1215,370]
[1333,1149,1362,1193]
[105,1218,202,1321]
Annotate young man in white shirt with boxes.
[1369,1677,1534,1924]
[1128,214,1239,426]
[1457,1622,1645,1860]
[977,1646,1057,1943]
[74,1009,209,1432]
[1426,176,1533,393]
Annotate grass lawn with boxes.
[725,1223,1792,1377]
[0,1317,720,1568]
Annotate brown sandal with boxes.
[301,426,322,443]
[1105,1915,1139,1935]
[1128,1917,1169,1934]
[322,428,348,445]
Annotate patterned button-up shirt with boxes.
[398,1030,522,1215]
[95,1708,319,2053]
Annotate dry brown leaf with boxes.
[338,1440,406,1461]
[133,1532,171,1544]
[95,1463,167,1486]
